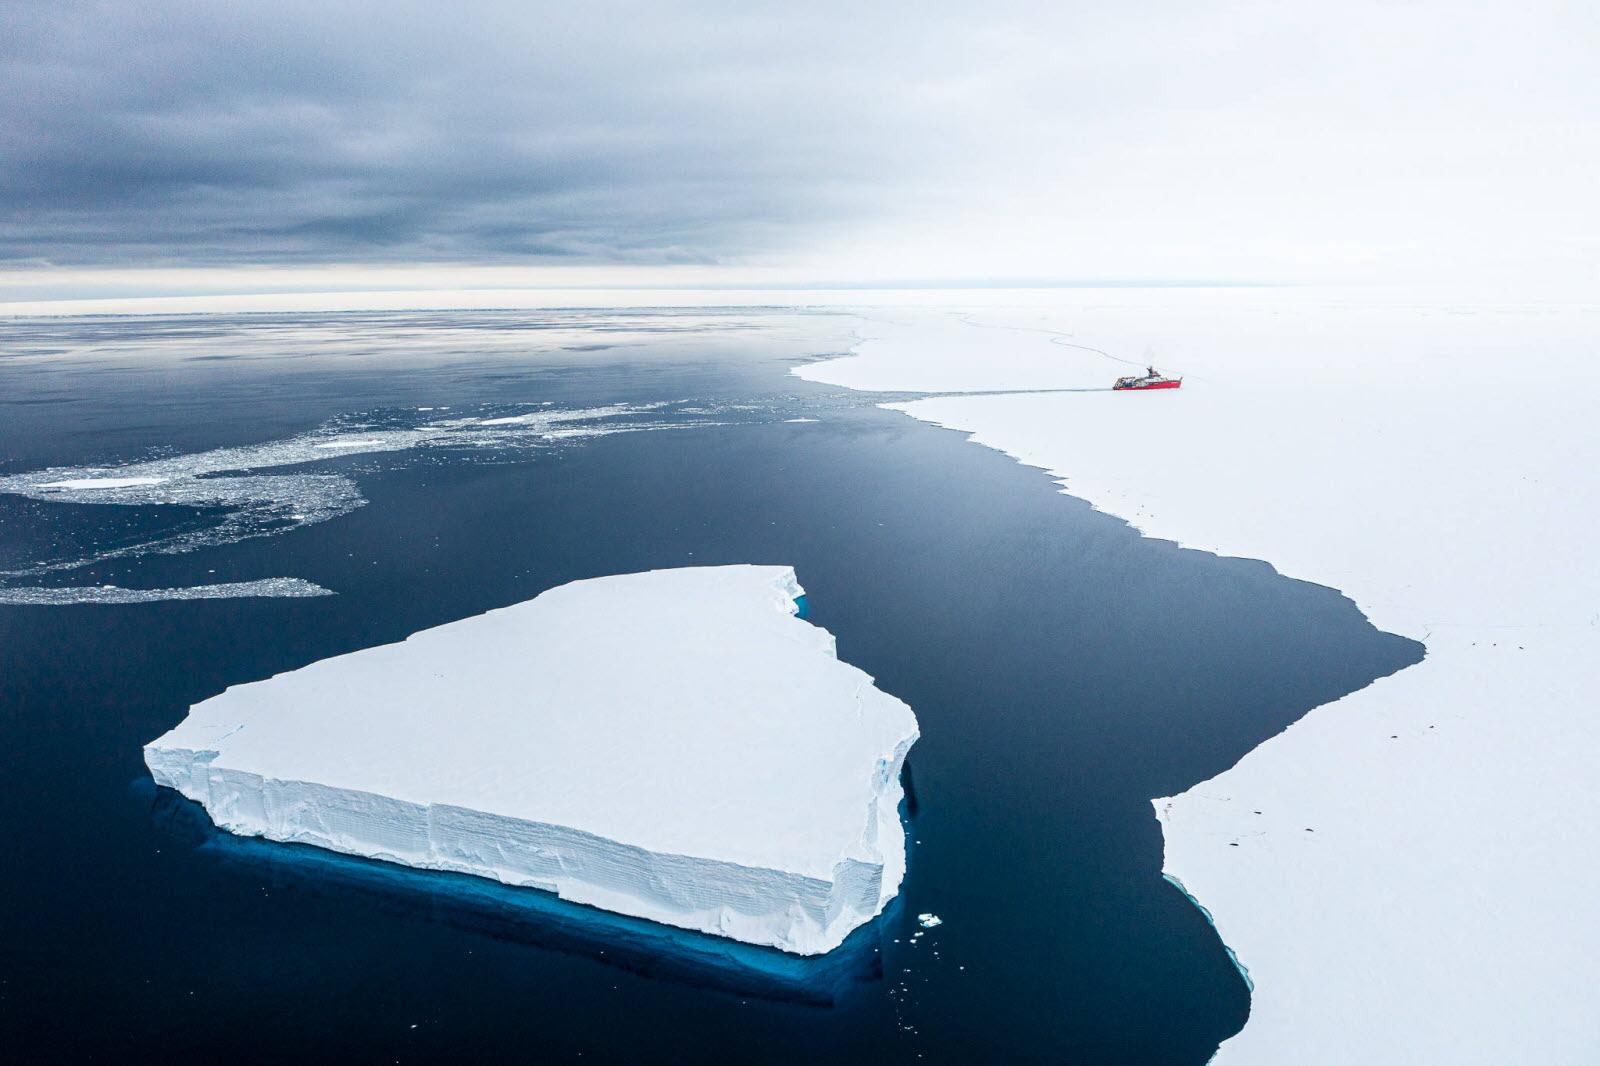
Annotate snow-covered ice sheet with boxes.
[799,294,1600,1062]
[795,312,1112,394]
[146,565,919,955]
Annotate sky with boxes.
[3,1,1597,305]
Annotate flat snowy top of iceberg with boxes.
[153,565,917,880]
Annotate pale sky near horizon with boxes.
[3,1,1597,304]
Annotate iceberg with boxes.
[145,565,919,955]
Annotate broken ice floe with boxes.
[0,578,334,606]
[0,400,754,603]
[37,476,169,489]
[917,913,943,928]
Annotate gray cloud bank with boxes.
[3,2,1596,284]
[4,1,954,267]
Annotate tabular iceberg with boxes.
[145,565,919,955]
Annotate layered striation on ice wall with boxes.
[146,565,919,955]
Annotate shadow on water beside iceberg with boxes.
[142,782,890,1007]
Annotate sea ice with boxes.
[146,565,919,955]
[38,476,167,489]
[0,578,333,605]
[0,401,742,604]
[798,293,1600,1063]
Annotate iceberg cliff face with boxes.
[145,565,919,955]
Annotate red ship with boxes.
[1113,366,1182,391]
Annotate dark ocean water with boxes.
[0,310,1422,1063]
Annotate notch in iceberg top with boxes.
[145,564,920,955]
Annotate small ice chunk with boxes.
[917,913,943,928]
[38,476,167,489]
[0,578,333,605]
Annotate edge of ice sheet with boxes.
[798,300,1600,1063]
[145,565,920,955]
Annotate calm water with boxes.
[0,310,1421,1063]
